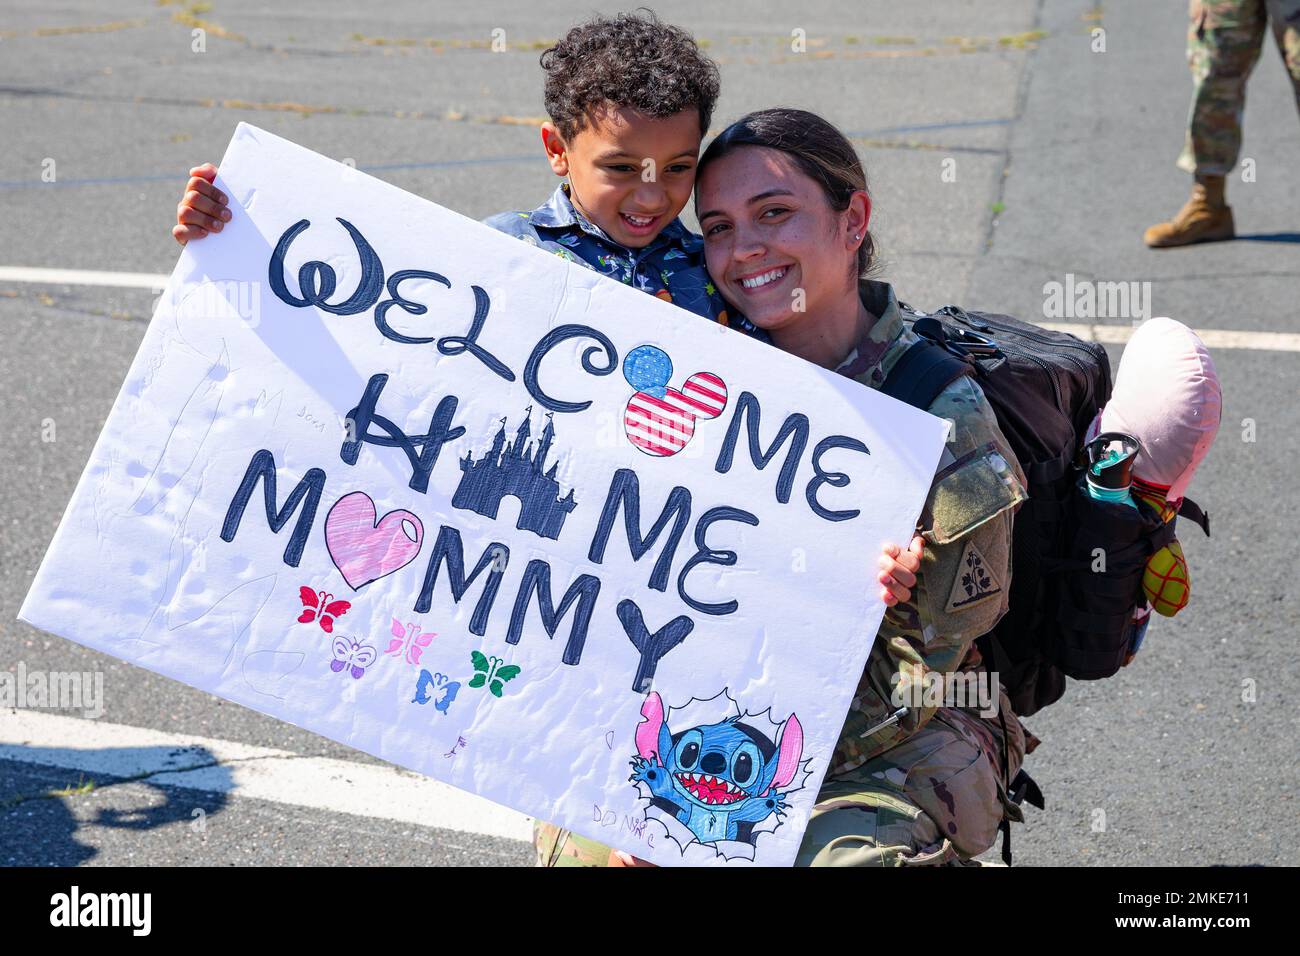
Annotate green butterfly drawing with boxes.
[468,651,521,698]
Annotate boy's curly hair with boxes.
[540,9,720,141]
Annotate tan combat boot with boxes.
[1143,175,1235,248]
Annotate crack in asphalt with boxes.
[979,0,1048,268]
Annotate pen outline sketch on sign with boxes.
[128,346,230,518]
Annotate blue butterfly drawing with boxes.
[412,669,461,715]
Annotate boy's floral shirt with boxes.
[482,182,764,339]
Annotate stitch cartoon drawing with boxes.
[628,689,805,860]
[622,345,728,458]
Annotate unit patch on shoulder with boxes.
[945,539,1004,612]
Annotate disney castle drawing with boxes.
[453,408,577,540]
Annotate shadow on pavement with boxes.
[1235,232,1300,243]
[0,747,230,866]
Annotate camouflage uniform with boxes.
[534,281,1033,866]
[1177,0,1300,176]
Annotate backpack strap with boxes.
[888,330,1042,864]
[1178,496,1210,537]
[977,631,1045,865]
[880,333,974,410]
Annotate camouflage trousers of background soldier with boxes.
[1179,0,1300,176]
[533,687,1028,867]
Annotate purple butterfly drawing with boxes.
[330,636,377,679]
[386,618,435,667]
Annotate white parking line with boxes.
[0,710,532,842]
[0,266,168,289]
[2,267,1297,351]
[1040,321,1300,352]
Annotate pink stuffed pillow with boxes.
[1086,317,1222,504]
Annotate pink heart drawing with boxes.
[325,491,424,591]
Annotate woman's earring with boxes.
[853,234,861,240]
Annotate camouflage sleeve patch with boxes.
[922,441,1027,546]
[912,374,1027,649]
[915,458,1021,647]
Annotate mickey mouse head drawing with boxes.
[622,345,728,457]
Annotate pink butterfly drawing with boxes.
[330,636,377,679]
[386,618,436,667]
[298,587,351,633]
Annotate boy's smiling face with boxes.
[542,104,703,249]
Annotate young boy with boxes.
[176,12,736,330]
[170,10,922,868]
[480,11,735,328]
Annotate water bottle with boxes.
[1082,432,1140,510]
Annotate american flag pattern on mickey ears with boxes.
[624,371,728,457]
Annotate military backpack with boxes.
[882,304,1213,863]
[883,304,1210,718]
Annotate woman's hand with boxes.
[878,535,924,606]
[173,163,230,245]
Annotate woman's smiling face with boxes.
[696,145,864,334]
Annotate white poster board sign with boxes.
[19,123,947,866]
